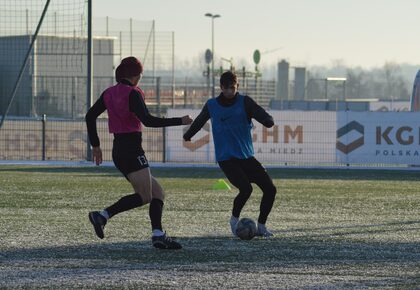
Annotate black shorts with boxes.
[112,132,149,178]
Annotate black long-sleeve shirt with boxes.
[86,80,182,147]
[183,93,274,141]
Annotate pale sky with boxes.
[93,0,420,69]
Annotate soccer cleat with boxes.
[88,211,107,239]
[152,233,182,250]
[230,216,239,237]
[256,225,274,238]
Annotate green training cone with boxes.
[212,179,231,190]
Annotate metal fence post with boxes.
[42,114,46,160]
[156,76,161,117]
[184,77,187,108]
[86,0,93,161]
[162,126,166,163]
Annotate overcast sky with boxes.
[93,0,420,69]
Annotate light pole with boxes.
[205,13,220,98]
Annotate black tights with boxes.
[218,157,277,224]
[105,194,163,231]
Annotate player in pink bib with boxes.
[86,57,192,249]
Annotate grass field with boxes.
[0,165,419,289]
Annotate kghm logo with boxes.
[183,123,210,151]
[336,121,364,154]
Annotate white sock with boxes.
[152,229,165,237]
[100,210,109,220]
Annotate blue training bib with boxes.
[207,94,254,161]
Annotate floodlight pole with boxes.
[205,13,220,98]
[86,0,93,160]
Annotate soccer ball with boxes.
[235,218,257,240]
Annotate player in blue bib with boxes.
[184,71,277,237]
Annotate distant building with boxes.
[0,35,114,118]
[294,67,306,99]
[276,60,289,100]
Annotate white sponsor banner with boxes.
[253,111,336,163]
[336,112,420,164]
[166,109,337,163]
[166,109,215,163]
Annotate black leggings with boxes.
[218,157,277,224]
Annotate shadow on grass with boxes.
[2,224,419,265]
[1,166,420,181]
[0,166,121,177]
[1,219,419,289]
[280,219,420,239]
[1,239,419,290]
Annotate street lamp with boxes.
[205,13,220,98]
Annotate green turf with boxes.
[0,165,419,289]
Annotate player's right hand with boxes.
[92,146,103,166]
[181,115,193,125]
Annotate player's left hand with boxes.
[183,133,191,141]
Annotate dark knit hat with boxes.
[115,56,143,82]
[115,65,123,82]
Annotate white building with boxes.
[0,35,114,118]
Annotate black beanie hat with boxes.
[116,56,143,81]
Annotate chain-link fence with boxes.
[0,2,277,162]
